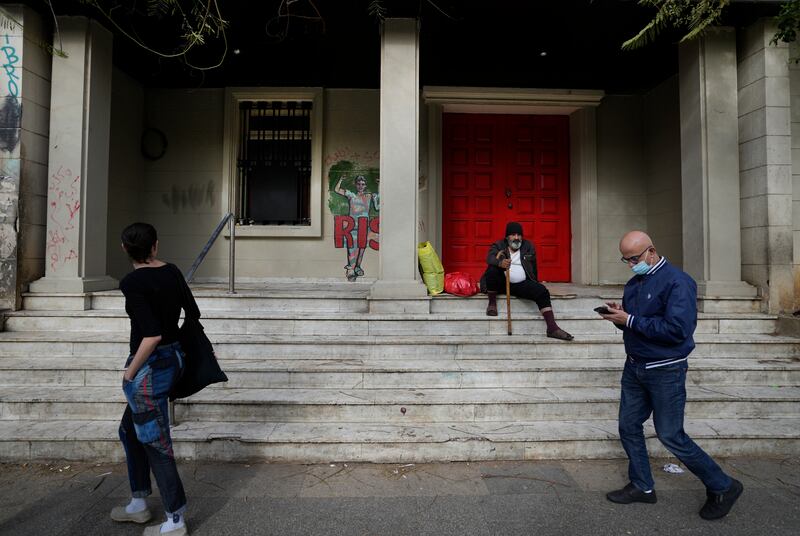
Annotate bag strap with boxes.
[169,263,201,321]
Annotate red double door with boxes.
[442,113,571,283]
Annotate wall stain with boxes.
[162,181,215,214]
[0,95,20,151]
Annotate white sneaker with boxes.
[110,505,152,524]
[142,523,189,536]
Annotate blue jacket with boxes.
[619,258,697,365]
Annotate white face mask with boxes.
[509,239,522,251]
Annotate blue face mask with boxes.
[631,261,650,275]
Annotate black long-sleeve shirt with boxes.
[119,263,200,355]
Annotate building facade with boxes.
[0,2,798,315]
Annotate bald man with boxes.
[599,231,743,520]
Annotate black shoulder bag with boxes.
[169,264,228,400]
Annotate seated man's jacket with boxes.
[480,238,538,288]
[619,258,697,367]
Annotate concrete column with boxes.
[738,20,794,314]
[791,42,800,314]
[569,107,599,285]
[679,28,757,299]
[0,6,25,310]
[369,18,428,312]
[29,17,116,294]
[0,6,50,310]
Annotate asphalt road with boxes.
[1,456,798,535]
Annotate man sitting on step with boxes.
[600,230,744,520]
[480,221,573,341]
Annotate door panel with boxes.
[442,113,571,283]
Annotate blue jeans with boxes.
[120,342,187,515]
[619,358,732,494]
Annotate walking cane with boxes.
[505,266,512,335]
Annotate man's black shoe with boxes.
[606,483,657,504]
[699,479,743,520]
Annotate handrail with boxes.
[185,212,236,294]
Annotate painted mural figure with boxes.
[335,174,379,281]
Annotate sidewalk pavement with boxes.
[1,457,798,535]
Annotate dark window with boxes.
[237,100,312,225]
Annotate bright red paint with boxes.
[442,113,571,283]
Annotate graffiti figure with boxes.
[334,174,379,281]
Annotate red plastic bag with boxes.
[444,272,479,297]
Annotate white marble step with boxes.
[2,309,777,336]
[1,356,798,388]
[0,332,796,359]
[22,281,763,315]
[1,385,797,422]
[22,280,374,312]
[1,417,797,462]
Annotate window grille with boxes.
[237,100,312,225]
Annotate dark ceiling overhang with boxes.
[19,0,785,92]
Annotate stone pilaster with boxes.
[0,6,24,310]
[29,17,116,295]
[738,19,794,314]
[0,5,50,310]
[679,28,757,303]
[369,18,428,312]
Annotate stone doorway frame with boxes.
[422,87,604,284]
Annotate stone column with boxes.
[738,19,794,314]
[679,28,757,300]
[0,6,25,309]
[0,6,50,310]
[29,17,116,294]
[369,18,428,312]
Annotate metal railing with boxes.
[185,212,236,294]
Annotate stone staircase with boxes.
[0,281,798,463]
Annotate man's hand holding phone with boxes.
[596,302,629,325]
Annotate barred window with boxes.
[237,100,313,226]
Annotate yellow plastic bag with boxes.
[418,241,444,295]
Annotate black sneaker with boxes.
[699,479,743,520]
[606,482,658,504]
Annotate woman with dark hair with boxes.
[111,222,197,536]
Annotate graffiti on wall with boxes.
[161,181,215,214]
[329,160,379,282]
[46,165,80,271]
[1,34,20,98]
[0,26,20,307]
[0,10,19,32]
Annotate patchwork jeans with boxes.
[120,342,187,515]
[618,358,732,494]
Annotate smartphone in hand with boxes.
[594,306,611,315]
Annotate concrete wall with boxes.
[111,88,381,280]
[106,68,144,280]
[596,96,647,283]
[643,75,683,267]
[111,86,686,285]
[0,6,50,309]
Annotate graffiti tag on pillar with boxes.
[1,35,19,98]
[328,159,379,282]
[46,166,80,270]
